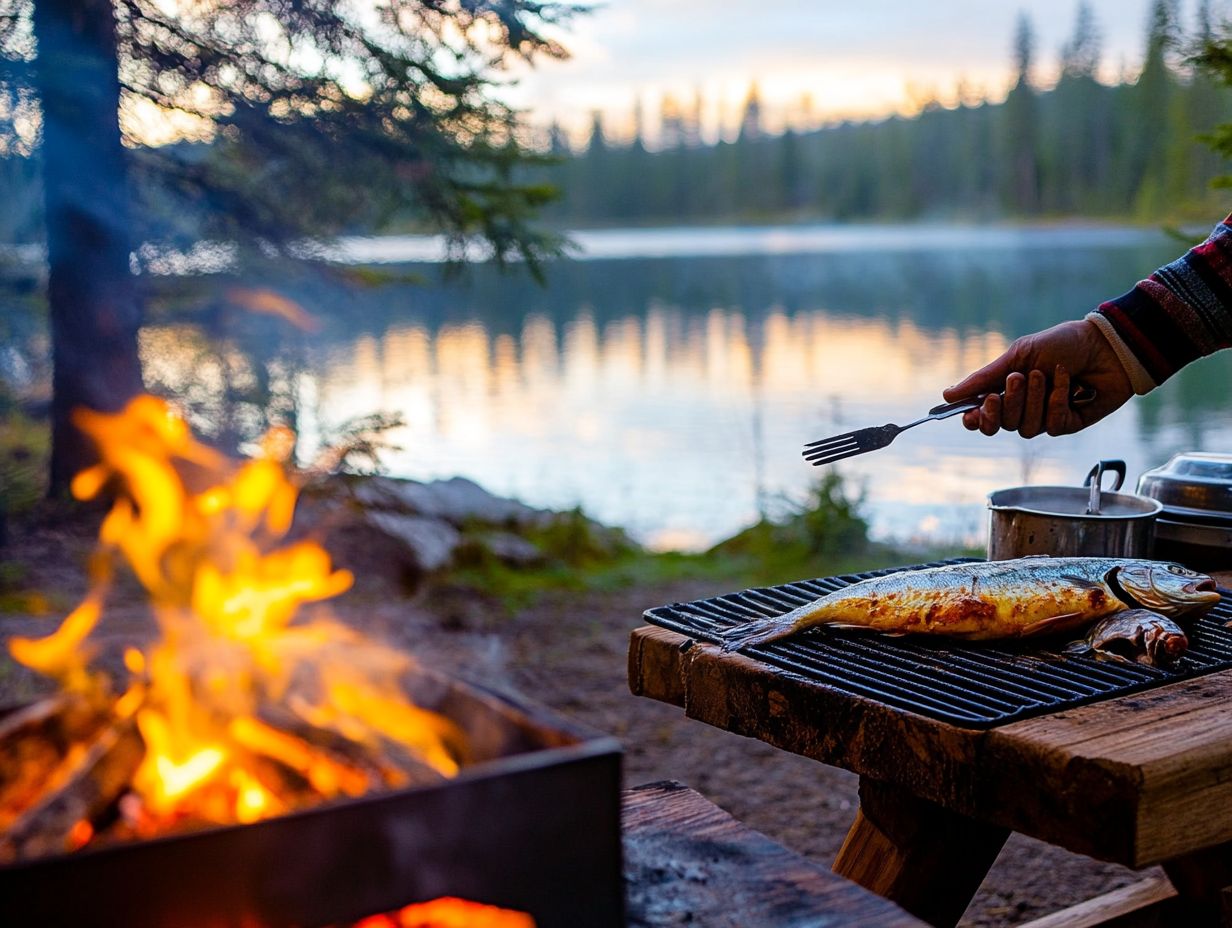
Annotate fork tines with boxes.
[801,425,895,467]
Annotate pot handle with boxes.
[1083,460,1126,515]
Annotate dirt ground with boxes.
[0,519,1152,926]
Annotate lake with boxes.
[138,223,1232,551]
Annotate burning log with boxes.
[251,707,449,792]
[0,712,143,862]
[0,696,109,828]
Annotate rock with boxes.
[331,474,638,575]
[351,475,541,528]
[365,511,461,574]
[473,530,548,568]
[426,477,538,527]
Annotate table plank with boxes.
[622,780,924,928]
[984,674,1232,865]
[629,625,1232,867]
[1016,876,1177,928]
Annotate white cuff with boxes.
[1084,311,1157,395]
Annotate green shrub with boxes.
[532,507,635,567]
[795,471,870,557]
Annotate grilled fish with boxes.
[717,557,1219,652]
[1063,609,1189,667]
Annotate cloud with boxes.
[505,0,1212,135]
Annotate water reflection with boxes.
[140,227,1232,550]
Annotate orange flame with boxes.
[353,897,536,928]
[9,395,463,833]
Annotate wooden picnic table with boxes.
[627,569,1232,928]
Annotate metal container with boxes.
[1136,451,1232,569]
[1137,451,1232,516]
[987,460,1162,560]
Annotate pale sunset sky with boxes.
[503,0,1225,147]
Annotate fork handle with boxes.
[927,382,1097,419]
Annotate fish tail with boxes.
[717,616,798,652]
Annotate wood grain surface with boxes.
[623,780,924,928]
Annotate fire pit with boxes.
[0,396,624,927]
[0,669,622,928]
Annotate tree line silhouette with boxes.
[546,1,1232,226]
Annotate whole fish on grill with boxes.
[1063,609,1189,667]
[717,557,1219,652]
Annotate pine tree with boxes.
[1128,0,1180,214]
[0,0,574,491]
[1002,11,1041,213]
[1049,0,1109,212]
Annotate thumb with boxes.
[943,353,1018,402]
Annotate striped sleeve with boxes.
[1089,214,1232,392]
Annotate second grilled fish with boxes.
[1063,609,1189,667]
[717,557,1219,652]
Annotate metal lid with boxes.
[988,485,1163,520]
[1136,451,1232,514]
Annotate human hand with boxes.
[942,319,1133,437]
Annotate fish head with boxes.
[1088,609,1188,667]
[1113,562,1221,618]
[1142,618,1188,666]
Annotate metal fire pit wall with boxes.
[0,669,623,928]
[644,558,1232,728]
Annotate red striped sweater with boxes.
[1087,214,1232,393]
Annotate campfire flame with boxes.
[355,897,536,928]
[7,395,464,841]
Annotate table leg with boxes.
[1162,840,1232,926]
[833,776,1009,928]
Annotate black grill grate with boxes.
[644,558,1232,729]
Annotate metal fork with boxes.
[802,385,1096,467]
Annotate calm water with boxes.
[140,223,1232,551]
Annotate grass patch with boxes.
[444,473,976,613]
[0,408,48,524]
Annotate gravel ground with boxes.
[0,520,1152,926]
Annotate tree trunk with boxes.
[32,0,143,496]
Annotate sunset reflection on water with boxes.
[288,307,1109,551]
[140,227,1232,551]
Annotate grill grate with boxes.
[644,558,1232,729]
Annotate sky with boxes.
[502,0,1224,147]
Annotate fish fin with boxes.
[1062,639,1093,657]
[1091,648,1134,666]
[1022,612,1082,637]
[1060,574,1103,591]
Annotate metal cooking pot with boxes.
[987,460,1162,560]
[1136,451,1232,569]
